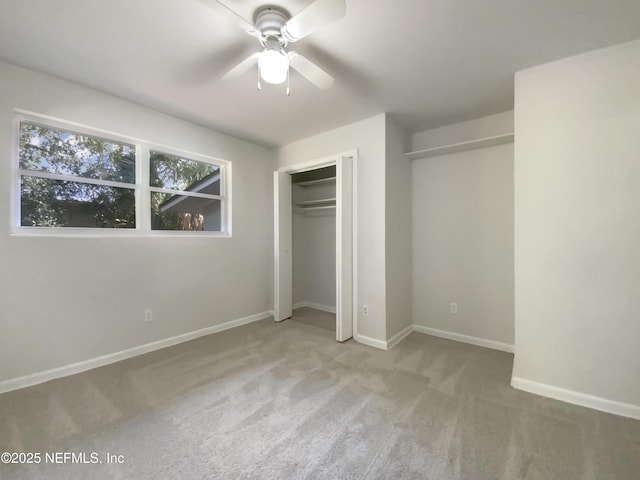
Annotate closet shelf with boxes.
[296,198,336,207]
[404,133,514,161]
[295,198,336,215]
[294,177,336,188]
[297,205,336,212]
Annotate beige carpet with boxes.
[1,311,639,480]
[292,306,335,332]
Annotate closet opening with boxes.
[274,151,356,342]
[291,165,337,334]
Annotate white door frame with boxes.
[274,170,293,322]
[274,149,358,341]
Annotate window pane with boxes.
[150,151,220,195]
[21,176,135,228]
[19,122,136,184]
[151,192,221,231]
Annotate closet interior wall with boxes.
[292,167,337,312]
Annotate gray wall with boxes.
[513,39,640,407]
[0,61,274,383]
[412,143,515,345]
[385,116,412,340]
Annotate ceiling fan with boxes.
[198,0,346,94]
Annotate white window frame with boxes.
[11,110,232,237]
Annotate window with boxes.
[19,121,136,229]
[150,151,222,232]
[14,114,230,235]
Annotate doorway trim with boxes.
[274,149,358,341]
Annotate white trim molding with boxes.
[354,325,514,353]
[387,325,414,350]
[511,377,640,420]
[355,334,388,350]
[355,325,413,351]
[293,301,337,314]
[0,310,274,394]
[412,325,514,353]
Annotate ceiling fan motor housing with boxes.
[255,7,290,46]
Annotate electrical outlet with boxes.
[450,303,458,314]
[362,305,369,316]
[144,309,153,323]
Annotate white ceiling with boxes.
[1,0,640,147]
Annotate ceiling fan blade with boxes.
[197,0,258,36]
[221,52,260,80]
[282,0,346,42]
[289,53,334,89]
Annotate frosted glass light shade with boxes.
[259,50,289,85]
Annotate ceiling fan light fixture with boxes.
[204,0,343,90]
[259,49,289,85]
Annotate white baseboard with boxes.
[0,310,274,394]
[387,325,414,350]
[355,334,388,350]
[412,325,514,353]
[511,377,640,420]
[357,325,513,353]
[293,301,336,314]
[355,324,413,351]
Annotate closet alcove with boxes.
[290,165,337,333]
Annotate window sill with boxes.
[10,228,232,238]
